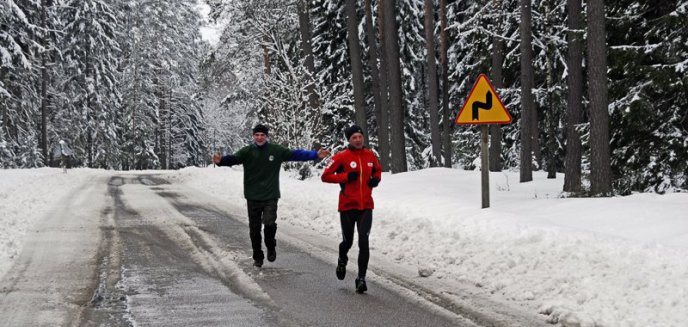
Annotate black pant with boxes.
[339,209,373,278]
[247,199,278,260]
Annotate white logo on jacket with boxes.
[350,161,357,169]
[269,155,274,161]
[367,162,373,167]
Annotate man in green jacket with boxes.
[212,124,329,267]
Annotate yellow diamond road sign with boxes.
[455,74,512,125]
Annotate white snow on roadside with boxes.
[0,168,108,279]
[2,166,687,326]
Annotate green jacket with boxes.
[219,143,317,201]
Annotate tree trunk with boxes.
[132,56,139,170]
[365,0,389,170]
[383,0,407,173]
[1,111,6,144]
[587,0,612,195]
[440,0,452,168]
[86,55,94,168]
[130,3,141,170]
[563,0,583,192]
[40,53,48,164]
[0,74,6,139]
[531,106,541,170]
[158,79,167,169]
[263,36,271,75]
[489,0,504,172]
[377,0,391,171]
[1,67,6,140]
[545,0,557,179]
[424,0,441,167]
[345,0,369,144]
[155,126,161,169]
[530,0,541,171]
[85,8,95,168]
[166,82,172,169]
[519,0,534,182]
[40,0,49,164]
[298,0,318,109]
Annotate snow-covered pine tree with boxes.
[396,0,431,170]
[532,0,567,178]
[205,0,330,177]
[153,0,207,169]
[116,0,206,170]
[201,1,264,154]
[0,1,30,168]
[61,0,122,168]
[446,1,497,170]
[32,0,62,163]
[118,0,161,169]
[446,0,567,176]
[607,0,688,193]
[0,0,59,168]
[311,0,356,151]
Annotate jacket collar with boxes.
[252,141,269,149]
[347,145,367,151]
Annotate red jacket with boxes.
[322,146,382,212]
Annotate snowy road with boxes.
[3,167,687,326]
[1,173,512,326]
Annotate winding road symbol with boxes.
[472,90,492,120]
[455,74,512,125]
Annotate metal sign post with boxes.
[455,74,512,208]
[480,125,490,208]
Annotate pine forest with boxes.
[1,0,686,195]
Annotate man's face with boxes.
[349,133,364,149]
[253,132,267,146]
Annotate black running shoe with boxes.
[355,277,367,293]
[336,260,346,280]
[254,259,263,268]
[267,248,276,262]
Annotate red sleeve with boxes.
[373,153,382,180]
[321,153,348,184]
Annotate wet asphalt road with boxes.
[0,175,476,326]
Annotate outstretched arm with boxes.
[287,149,318,161]
[286,148,331,162]
[212,153,241,166]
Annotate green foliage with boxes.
[608,0,688,192]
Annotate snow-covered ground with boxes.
[0,168,109,279]
[2,167,687,326]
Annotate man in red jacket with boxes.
[321,125,382,293]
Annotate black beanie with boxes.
[344,125,363,140]
[252,124,269,135]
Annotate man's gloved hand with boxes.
[347,171,360,182]
[368,177,380,188]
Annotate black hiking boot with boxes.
[267,248,276,262]
[336,260,346,280]
[355,277,367,293]
[254,259,263,268]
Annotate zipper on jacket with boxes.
[358,154,363,210]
